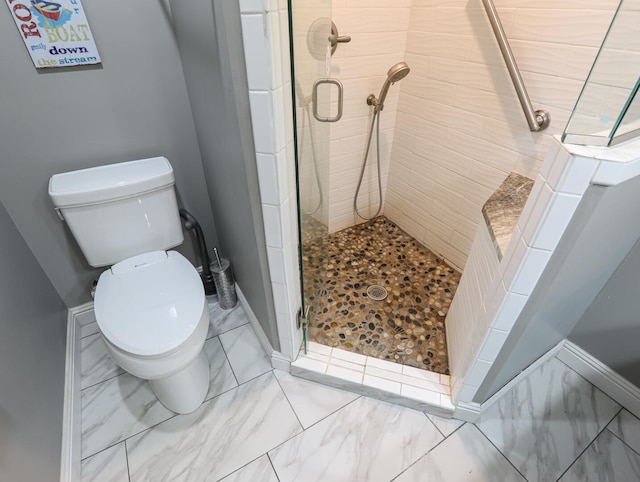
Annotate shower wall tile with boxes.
[241,14,273,91]
[256,153,280,205]
[241,2,301,359]
[249,91,276,154]
[385,0,618,268]
[509,9,614,48]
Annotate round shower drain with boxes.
[367,284,388,301]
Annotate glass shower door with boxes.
[288,1,332,350]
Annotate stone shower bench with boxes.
[481,172,534,260]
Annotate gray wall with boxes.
[0,0,217,308]
[569,237,640,386]
[0,201,67,482]
[169,0,280,349]
[476,174,640,402]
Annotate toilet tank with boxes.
[49,157,184,267]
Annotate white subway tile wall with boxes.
[385,0,618,268]
[240,1,302,359]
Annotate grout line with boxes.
[475,426,529,481]
[266,452,282,482]
[80,370,125,392]
[124,439,131,482]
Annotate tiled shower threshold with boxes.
[291,341,455,418]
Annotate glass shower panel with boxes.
[563,0,640,146]
[288,1,332,350]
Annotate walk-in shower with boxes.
[289,0,621,392]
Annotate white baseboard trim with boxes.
[453,340,564,422]
[558,340,640,419]
[235,284,291,372]
[60,303,94,482]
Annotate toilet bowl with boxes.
[94,250,210,414]
[49,157,212,414]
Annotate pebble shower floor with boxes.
[307,216,460,374]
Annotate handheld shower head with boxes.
[371,62,410,111]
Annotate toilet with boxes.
[49,157,210,414]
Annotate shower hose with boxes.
[353,107,383,220]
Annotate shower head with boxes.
[387,61,411,83]
[372,62,410,111]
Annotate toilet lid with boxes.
[94,250,205,357]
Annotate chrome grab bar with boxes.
[481,0,550,132]
[312,78,343,122]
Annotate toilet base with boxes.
[149,349,210,414]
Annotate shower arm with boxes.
[481,0,550,132]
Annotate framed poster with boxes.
[6,0,101,69]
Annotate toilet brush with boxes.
[211,248,237,309]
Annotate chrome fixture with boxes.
[481,0,550,131]
[328,21,351,56]
[355,62,410,220]
[366,62,411,113]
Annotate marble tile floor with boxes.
[80,298,640,481]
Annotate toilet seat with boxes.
[94,250,205,357]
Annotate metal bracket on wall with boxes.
[296,306,309,330]
[312,78,343,122]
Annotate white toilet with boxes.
[49,157,210,414]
